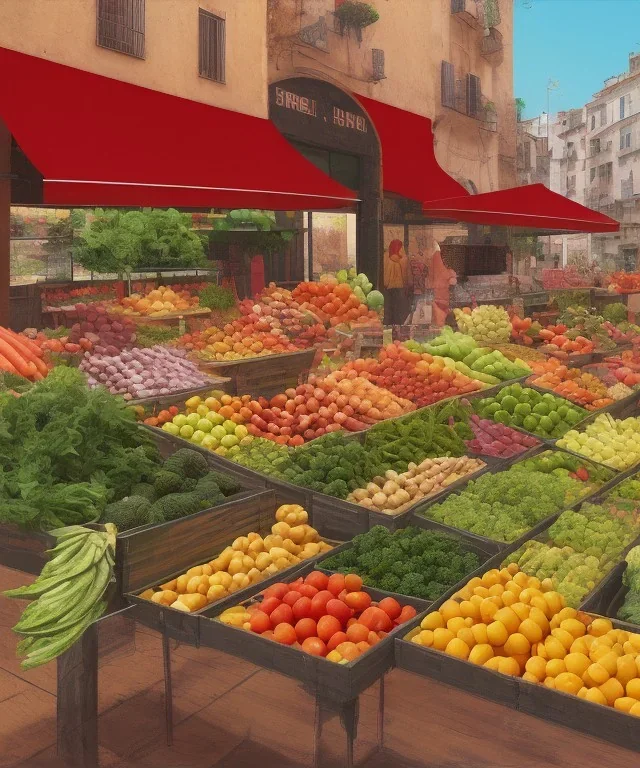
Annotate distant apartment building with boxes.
[516,52,640,270]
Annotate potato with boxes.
[384,469,399,481]
[186,566,203,578]
[352,488,369,501]
[302,525,320,544]
[176,593,207,611]
[209,571,232,588]
[269,546,290,560]
[232,572,250,589]
[232,536,250,552]
[255,552,273,571]
[287,525,306,545]
[241,555,254,570]
[170,600,190,612]
[206,584,227,603]
[274,557,291,570]
[151,590,178,606]
[139,589,155,600]
[372,492,387,508]
[318,542,333,553]
[271,522,291,539]
[201,564,213,576]
[186,576,203,594]
[248,537,265,554]
[359,497,374,508]
[228,558,248,576]
[247,567,262,584]
[366,482,381,495]
[263,534,284,550]
[396,489,411,504]
[301,542,320,557]
[246,531,261,543]
[282,539,301,555]
[211,549,234,571]
[264,563,279,576]
[159,579,177,592]
[175,574,190,593]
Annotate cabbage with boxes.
[336,269,349,283]
[366,290,384,309]
[353,286,366,302]
[348,267,357,278]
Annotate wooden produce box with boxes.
[127,308,211,326]
[129,380,230,409]
[197,348,316,399]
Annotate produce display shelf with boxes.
[129,380,230,409]
[197,559,422,704]
[124,487,349,642]
[126,308,212,325]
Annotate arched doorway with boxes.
[269,77,381,283]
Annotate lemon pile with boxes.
[409,564,640,716]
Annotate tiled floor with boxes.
[3,564,640,768]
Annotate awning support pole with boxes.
[0,120,10,328]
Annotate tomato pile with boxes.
[528,358,614,410]
[218,570,417,662]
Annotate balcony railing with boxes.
[451,0,481,28]
[481,27,503,60]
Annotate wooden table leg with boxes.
[313,694,359,768]
[162,630,174,747]
[57,621,99,768]
[377,674,385,753]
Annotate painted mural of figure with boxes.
[428,243,457,327]
[383,239,411,325]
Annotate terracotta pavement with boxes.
[2,563,640,768]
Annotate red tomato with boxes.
[282,590,302,607]
[263,583,289,600]
[301,636,327,657]
[344,592,372,612]
[261,630,275,641]
[326,631,348,652]
[335,641,360,661]
[344,574,363,593]
[317,615,342,642]
[270,604,294,627]
[273,623,297,645]
[292,596,313,621]
[305,571,329,591]
[378,597,402,620]
[298,584,319,599]
[259,597,281,616]
[289,577,304,591]
[355,641,371,655]
[397,605,417,623]
[249,611,271,634]
[346,623,370,644]
[295,618,318,643]
[359,607,392,632]
[367,631,380,646]
[310,590,334,620]
[327,574,346,596]
[326,599,352,627]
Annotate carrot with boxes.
[4,328,43,357]
[0,329,48,376]
[0,338,33,378]
[0,352,19,374]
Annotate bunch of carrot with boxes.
[0,326,50,381]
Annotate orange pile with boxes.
[176,321,300,361]
[529,358,613,410]
[292,282,380,326]
[114,285,200,317]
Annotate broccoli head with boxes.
[154,470,184,497]
[130,482,156,502]
[201,470,241,496]
[162,448,209,479]
[151,491,204,522]
[101,495,154,531]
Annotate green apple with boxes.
[172,414,187,428]
[201,435,219,450]
[211,389,226,400]
[196,404,209,417]
[215,445,229,457]
[197,418,213,433]
[234,424,249,440]
[186,413,200,428]
[211,425,227,441]
[179,424,194,439]
[191,430,206,444]
[227,444,241,456]
[223,419,237,434]
[162,422,180,436]
[220,434,239,448]
[206,411,224,426]
[239,435,254,446]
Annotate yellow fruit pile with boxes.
[138,504,332,612]
[409,564,640,716]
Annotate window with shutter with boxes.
[96,0,145,58]
[441,61,456,108]
[199,9,226,83]
[466,74,481,118]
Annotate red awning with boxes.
[422,184,619,233]
[354,94,468,202]
[0,47,357,210]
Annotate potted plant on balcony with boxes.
[334,1,379,42]
[483,101,497,129]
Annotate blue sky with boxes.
[514,0,640,118]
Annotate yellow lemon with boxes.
[487,621,509,647]
[468,643,494,666]
[469,594,484,608]
[466,577,482,591]
[488,583,505,597]
[445,638,470,659]
[484,657,501,671]
[564,653,591,678]
[447,617,467,635]
[473,586,490,598]
[529,606,550,632]
[589,617,613,637]
[481,570,501,588]
[599,677,625,706]
[560,618,586,639]
[457,627,476,649]
[584,687,608,705]
[542,591,564,617]
[544,636,567,660]
[570,637,589,656]
[531,595,552,618]
[506,562,519,576]
[614,697,637,713]
[551,629,575,652]
[455,585,472,601]
[432,628,455,651]
[577,687,588,699]
[498,567,512,583]
[459,600,481,621]
[545,658,566,678]
[522,671,539,684]
[493,607,520,635]
[626,678,640,699]
[555,672,583,695]
[471,623,489,645]
[511,602,531,622]
[416,630,434,646]
[540,578,555,593]
[504,632,531,657]
[505,580,522,597]
[440,600,462,623]
[543,676,556,689]
[501,591,517,607]
[519,618,543,645]
[497,657,521,677]
[525,656,547,681]
[598,651,620,677]
[616,655,638,687]
[480,599,499,624]
[552,606,578,626]
[513,572,530,588]
[629,702,640,717]
[587,662,610,685]
[421,612,444,631]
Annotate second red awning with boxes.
[422,184,619,233]
[0,47,357,210]
[354,94,468,202]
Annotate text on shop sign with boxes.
[274,87,367,133]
